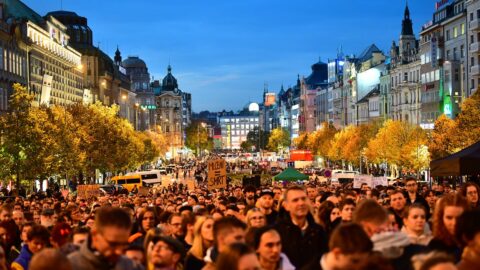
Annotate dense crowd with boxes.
[0,175,479,270]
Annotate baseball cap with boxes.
[259,189,274,198]
[152,236,185,259]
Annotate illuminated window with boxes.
[461,23,465,35]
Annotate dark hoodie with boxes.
[275,213,328,270]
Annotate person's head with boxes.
[150,236,184,269]
[40,209,55,227]
[433,193,469,246]
[425,190,438,207]
[216,242,260,270]
[462,182,480,207]
[91,207,132,264]
[254,227,282,266]
[339,199,356,222]
[0,205,12,222]
[189,216,215,260]
[412,252,456,270]
[12,210,24,227]
[246,208,266,228]
[326,223,373,269]
[125,244,145,266]
[72,226,90,246]
[168,213,183,238]
[259,190,274,210]
[283,186,309,221]
[402,204,427,235]
[139,207,157,233]
[389,191,406,212]
[405,178,418,194]
[26,225,50,254]
[29,248,72,270]
[306,186,318,200]
[353,199,389,237]
[20,222,34,243]
[317,201,339,231]
[213,217,247,252]
[456,209,480,253]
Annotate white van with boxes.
[126,170,163,186]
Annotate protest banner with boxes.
[77,185,100,199]
[353,175,373,189]
[372,176,388,187]
[207,158,227,190]
[138,186,150,196]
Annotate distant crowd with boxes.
[0,175,479,270]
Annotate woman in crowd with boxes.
[428,193,469,261]
[129,207,158,246]
[216,242,261,270]
[245,208,266,229]
[184,216,214,270]
[424,190,438,222]
[461,182,479,209]
[317,201,340,237]
[401,204,432,246]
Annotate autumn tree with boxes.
[185,121,209,156]
[428,114,459,160]
[308,122,337,158]
[293,132,310,149]
[453,89,480,149]
[245,127,269,151]
[267,127,291,152]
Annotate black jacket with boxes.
[275,213,328,270]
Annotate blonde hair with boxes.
[245,208,265,227]
[189,216,214,260]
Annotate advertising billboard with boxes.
[264,93,276,106]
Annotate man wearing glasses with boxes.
[68,207,142,270]
[404,178,430,218]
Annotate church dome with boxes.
[122,56,147,69]
[162,65,178,91]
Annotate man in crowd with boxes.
[389,190,407,228]
[150,236,184,270]
[68,207,142,270]
[11,225,50,270]
[405,178,430,215]
[258,189,278,225]
[204,216,247,270]
[276,186,328,269]
[254,226,294,270]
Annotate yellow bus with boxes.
[111,175,142,192]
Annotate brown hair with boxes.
[353,199,388,225]
[401,204,426,219]
[95,207,132,232]
[216,242,255,270]
[432,194,469,246]
[329,223,373,253]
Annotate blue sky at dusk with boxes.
[24,0,435,112]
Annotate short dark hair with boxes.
[283,185,306,201]
[95,207,132,231]
[329,223,373,254]
[339,198,356,210]
[353,199,388,225]
[456,209,480,246]
[253,226,279,250]
[27,225,50,243]
[213,217,246,244]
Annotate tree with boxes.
[185,121,209,155]
[428,114,459,160]
[308,122,337,158]
[267,127,290,152]
[245,127,269,151]
[454,89,480,149]
[293,132,310,149]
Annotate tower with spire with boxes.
[114,46,122,66]
[399,3,417,62]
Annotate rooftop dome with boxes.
[248,102,259,112]
[162,65,178,91]
[122,56,147,69]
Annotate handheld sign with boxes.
[207,159,227,190]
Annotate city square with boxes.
[0,0,480,270]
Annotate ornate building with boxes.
[389,4,421,124]
[155,65,184,158]
[123,56,155,130]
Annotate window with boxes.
[461,23,465,35]
[446,30,450,41]
[453,27,458,38]
[453,48,457,60]
[471,13,474,21]
[404,72,408,82]
[446,50,450,60]
[461,45,465,58]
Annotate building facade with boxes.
[219,109,259,150]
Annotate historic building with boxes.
[419,0,467,128]
[302,59,327,131]
[123,56,155,131]
[467,0,480,95]
[389,5,422,124]
[155,65,184,158]
[218,108,259,150]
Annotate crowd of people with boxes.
[0,173,479,270]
